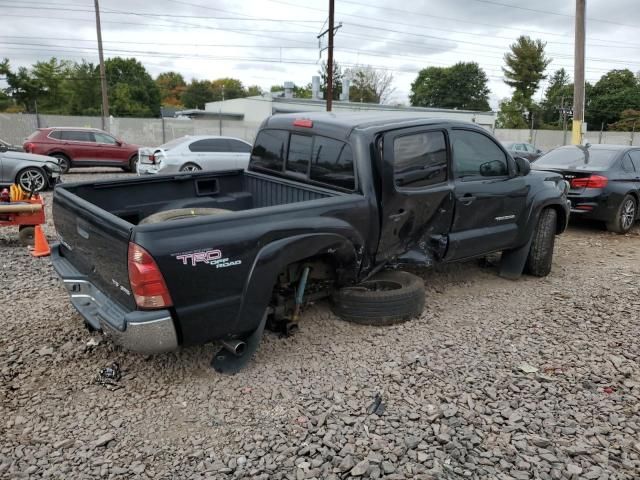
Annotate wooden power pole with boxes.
[572,0,586,145]
[94,0,110,131]
[326,0,335,112]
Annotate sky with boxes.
[2,0,640,109]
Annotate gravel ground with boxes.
[1,170,640,480]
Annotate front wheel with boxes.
[179,162,202,172]
[606,194,637,234]
[16,167,47,193]
[525,208,557,277]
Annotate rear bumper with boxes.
[568,192,615,221]
[51,244,178,354]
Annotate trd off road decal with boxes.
[173,249,242,269]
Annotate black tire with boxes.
[18,226,35,246]
[179,162,202,172]
[16,167,47,193]
[331,271,426,326]
[50,153,70,174]
[123,154,138,173]
[139,207,230,225]
[525,208,557,277]
[606,194,637,234]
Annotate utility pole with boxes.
[572,0,586,145]
[94,0,109,132]
[326,0,335,111]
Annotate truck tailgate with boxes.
[52,187,135,310]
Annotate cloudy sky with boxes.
[2,0,639,109]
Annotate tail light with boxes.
[128,242,173,309]
[570,175,608,189]
[149,154,156,164]
[24,142,34,153]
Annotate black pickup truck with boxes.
[52,113,570,372]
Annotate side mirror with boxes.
[0,145,7,153]
[514,156,531,176]
[536,149,543,154]
[116,140,123,146]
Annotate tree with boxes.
[319,61,343,100]
[409,62,490,110]
[211,78,244,101]
[502,36,551,112]
[245,85,263,97]
[496,92,531,128]
[586,69,640,129]
[345,65,395,104]
[609,109,640,131]
[181,80,213,109]
[540,68,572,127]
[156,72,186,107]
[105,57,160,116]
[269,83,311,98]
[66,61,101,115]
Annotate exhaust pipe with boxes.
[221,339,247,357]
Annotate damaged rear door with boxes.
[376,127,454,264]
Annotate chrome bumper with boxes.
[51,244,178,354]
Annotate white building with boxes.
[201,94,496,142]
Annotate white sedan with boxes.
[137,135,252,175]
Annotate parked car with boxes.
[0,143,60,192]
[23,127,140,173]
[0,138,24,152]
[51,113,570,373]
[137,135,252,175]
[533,144,640,233]
[503,141,544,161]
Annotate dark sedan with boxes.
[502,141,544,161]
[533,144,640,233]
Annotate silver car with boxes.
[137,135,252,175]
[0,143,60,192]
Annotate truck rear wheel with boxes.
[525,208,557,277]
[331,271,425,326]
[139,207,230,225]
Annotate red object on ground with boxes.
[32,225,51,257]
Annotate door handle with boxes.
[389,210,408,222]
[459,194,477,205]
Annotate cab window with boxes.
[451,129,508,178]
[393,131,447,188]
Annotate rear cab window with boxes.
[250,129,356,191]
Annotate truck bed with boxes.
[62,170,337,225]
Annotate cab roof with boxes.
[263,112,485,141]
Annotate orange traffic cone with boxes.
[32,225,51,257]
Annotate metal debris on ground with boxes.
[94,362,122,389]
[368,392,386,416]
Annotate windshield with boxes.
[158,137,187,150]
[534,147,619,170]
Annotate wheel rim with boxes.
[181,164,201,172]
[621,199,636,230]
[19,169,46,191]
[56,157,69,171]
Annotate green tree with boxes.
[502,36,551,115]
[182,79,213,109]
[496,92,530,128]
[540,68,572,127]
[211,78,244,101]
[410,62,490,110]
[345,65,395,104]
[156,71,186,107]
[319,61,343,100]
[586,69,640,129]
[245,85,263,97]
[105,57,160,116]
[608,109,640,131]
[65,61,100,115]
[0,90,12,111]
[269,83,311,98]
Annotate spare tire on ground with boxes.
[331,270,425,326]
[139,207,230,225]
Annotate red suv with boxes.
[24,127,140,173]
